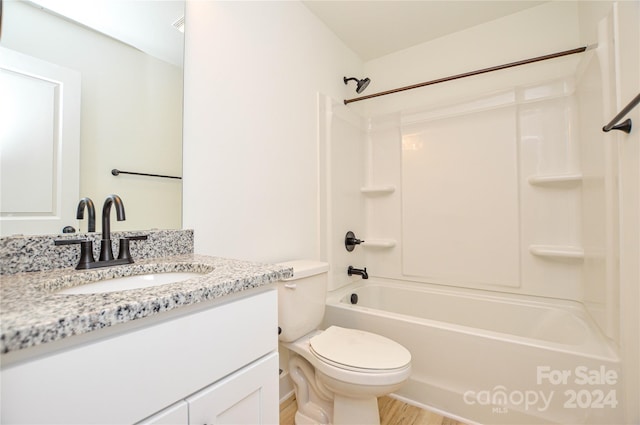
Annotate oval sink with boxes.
[58,272,204,295]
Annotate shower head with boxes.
[344,76,371,94]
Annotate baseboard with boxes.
[279,369,295,403]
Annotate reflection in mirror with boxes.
[0,0,184,236]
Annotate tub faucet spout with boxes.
[348,266,368,279]
[99,194,126,261]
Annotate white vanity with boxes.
[0,245,292,424]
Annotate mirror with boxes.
[0,0,184,236]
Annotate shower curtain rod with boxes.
[344,46,587,105]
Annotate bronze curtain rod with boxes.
[344,46,587,105]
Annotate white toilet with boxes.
[278,260,411,425]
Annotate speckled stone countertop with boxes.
[1,229,194,275]
[0,254,293,354]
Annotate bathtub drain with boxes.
[350,293,358,304]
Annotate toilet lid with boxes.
[309,326,411,371]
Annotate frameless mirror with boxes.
[0,0,184,236]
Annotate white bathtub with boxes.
[323,279,622,425]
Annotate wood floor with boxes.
[280,395,467,425]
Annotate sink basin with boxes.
[58,272,204,295]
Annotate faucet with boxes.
[99,194,126,261]
[55,194,147,269]
[76,197,96,232]
[348,266,368,279]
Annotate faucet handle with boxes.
[54,238,87,245]
[345,231,365,252]
[54,238,96,269]
[125,235,148,241]
[117,235,148,262]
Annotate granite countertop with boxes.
[0,254,293,354]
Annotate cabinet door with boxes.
[136,401,189,425]
[187,352,278,424]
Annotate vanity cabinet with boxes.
[1,288,279,424]
[139,401,189,424]
[140,352,278,424]
[187,352,278,424]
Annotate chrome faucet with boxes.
[99,194,126,261]
[348,266,368,279]
[76,197,96,232]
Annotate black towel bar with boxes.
[111,169,182,180]
[603,93,640,134]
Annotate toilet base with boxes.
[333,394,380,425]
[294,410,326,425]
[283,330,410,425]
[288,353,394,425]
[289,354,333,424]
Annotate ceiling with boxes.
[303,1,546,61]
[26,0,184,67]
[27,1,546,68]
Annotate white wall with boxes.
[613,1,640,420]
[318,97,368,291]
[362,1,581,116]
[1,1,183,233]
[578,2,640,422]
[182,1,362,262]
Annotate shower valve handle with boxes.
[345,231,364,252]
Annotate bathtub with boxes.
[323,279,622,425]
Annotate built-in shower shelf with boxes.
[362,239,397,248]
[360,185,396,195]
[528,173,583,187]
[529,245,584,260]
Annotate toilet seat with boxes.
[309,326,411,372]
[284,328,411,387]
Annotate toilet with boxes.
[278,260,411,425]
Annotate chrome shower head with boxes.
[344,76,371,94]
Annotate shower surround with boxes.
[318,5,636,423]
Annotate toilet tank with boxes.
[277,260,329,342]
